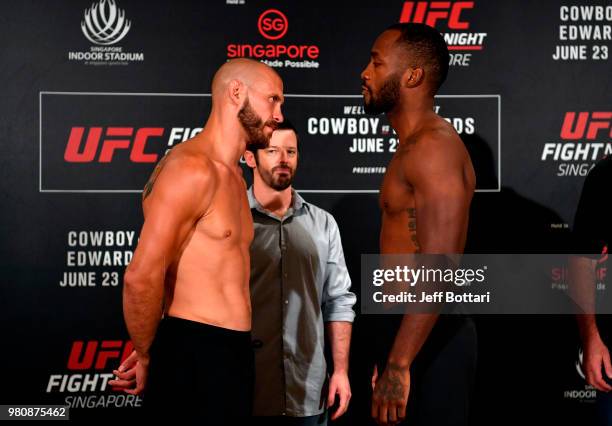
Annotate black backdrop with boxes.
[1,0,610,423]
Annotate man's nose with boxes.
[273,104,284,124]
[360,66,370,82]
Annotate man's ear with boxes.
[402,67,424,88]
[244,149,257,168]
[228,79,245,106]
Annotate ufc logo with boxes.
[560,112,612,140]
[64,127,164,163]
[67,340,134,370]
[399,1,473,29]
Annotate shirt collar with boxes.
[247,186,305,218]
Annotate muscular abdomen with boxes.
[165,204,252,331]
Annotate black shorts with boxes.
[144,316,254,425]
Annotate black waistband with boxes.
[159,315,252,343]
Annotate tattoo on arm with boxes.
[375,363,407,400]
[407,208,421,252]
[143,154,170,200]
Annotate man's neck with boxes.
[197,112,246,166]
[386,95,435,140]
[253,179,293,219]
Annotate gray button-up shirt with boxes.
[248,187,356,417]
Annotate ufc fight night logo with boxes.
[541,111,612,177]
[46,340,133,393]
[46,340,144,408]
[399,1,487,66]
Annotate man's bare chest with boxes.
[379,156,415,214]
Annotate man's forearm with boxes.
[577,314,600,342]
[569,256,599,343]
[326,321,352,373]
[123,270,165,359]
[387,313,438,367]
[385,256,451,367]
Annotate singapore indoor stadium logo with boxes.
[562,348,596,403]
[68,0,143,65]
[81,0,131,46]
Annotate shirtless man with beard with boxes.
[120,58,284,424]
[361,24,476,426]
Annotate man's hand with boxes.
[109,350,148,395]
[327,370,351,420]
[583,334,612,392]
[371,363,410,425]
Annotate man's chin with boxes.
[272,178,292,191]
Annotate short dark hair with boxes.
[276,118,298,136]
[245,118,299,161]
[385,23,449,95]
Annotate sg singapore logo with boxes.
[258,9,288,40]
[81,0,131,46]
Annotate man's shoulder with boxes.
[401,125,466,170]
[151,147,219,199]
[415,118,463,152]
[397,118,474,192]
[168,145,217,177]
[141,141,223,219]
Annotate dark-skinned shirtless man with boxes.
[121,58,284,424]
[361,24,476,426]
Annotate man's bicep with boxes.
[130,165,212,273]
[412,165,470,253]
[132,203,197,271]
